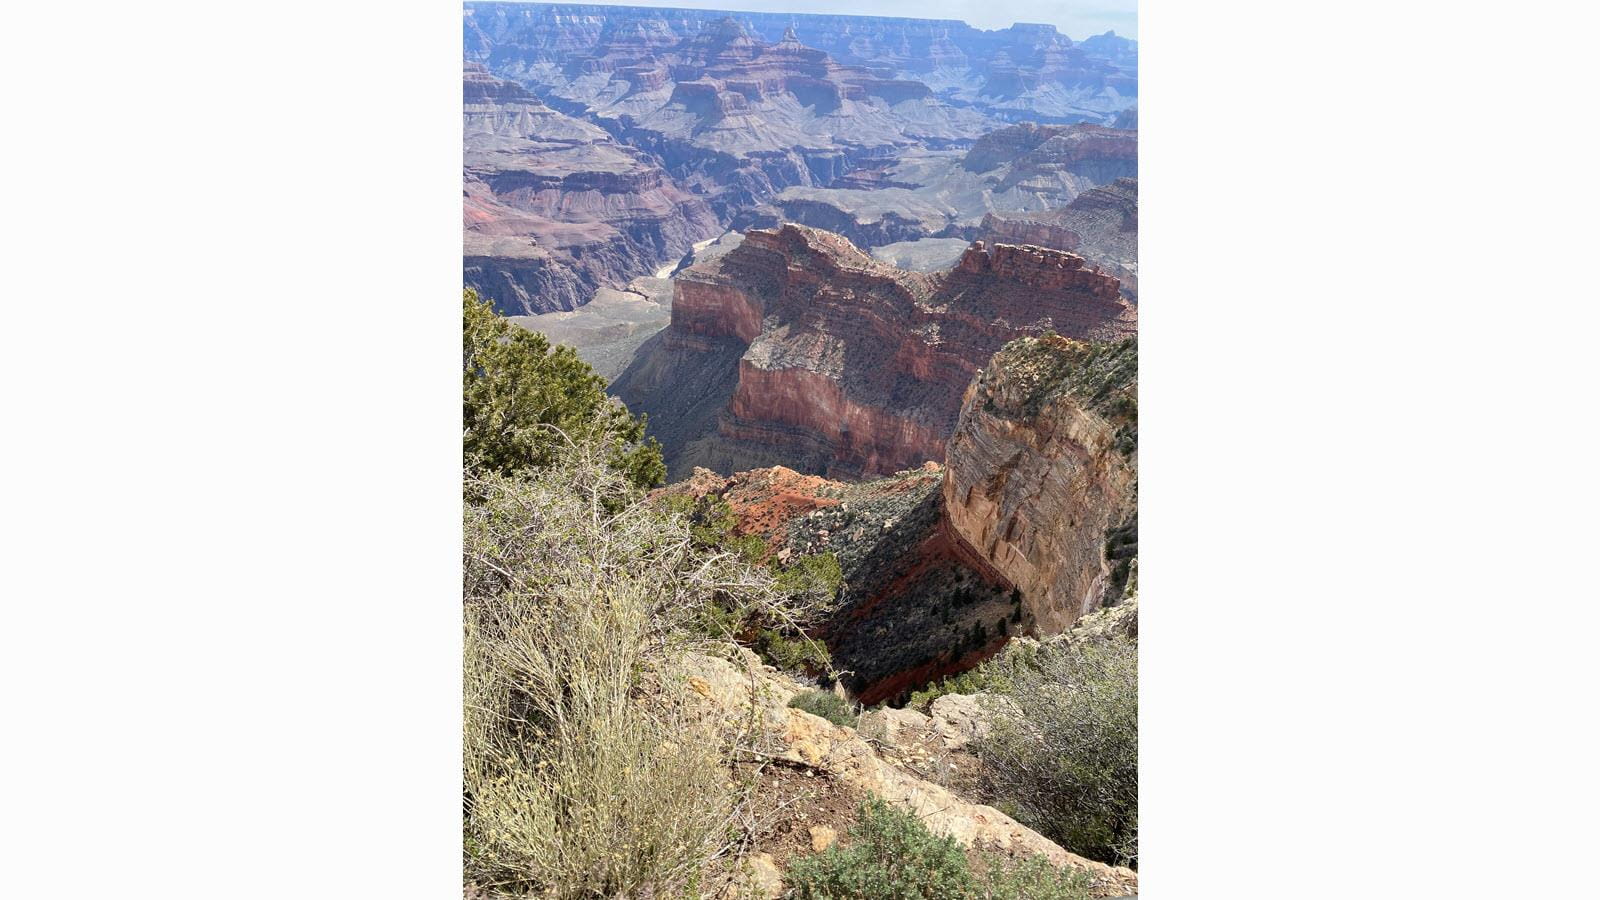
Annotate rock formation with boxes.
[943,336,1138,633]
[462,63,721,314]
[462,6,1143,890]
[962,122,1137,189]
[1078,31,1139,71]
[980,177,1138,297]
[613,225,1136,481]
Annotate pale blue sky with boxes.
[508,1,1137,43]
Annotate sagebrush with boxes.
[977,638,1138,867]
[462,440,797,897]
[787,689,859,728]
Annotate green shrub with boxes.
[979,854,1092,900]
[977,638,1138,867]
[787,689,859,728]
[786,799,1091,900]
[659,493,741,548]
[657,493,834,671]
[726,533,769,565]
[774,551,843,602]
[661,496,840,676]
[787,799,973,899]
[757,629,833,673]
[906,651,1025,711]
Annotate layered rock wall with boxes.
[979,177,1138,298]
[942,336,1137,633]
[615,225,1136,481]
[977,214,1083,253]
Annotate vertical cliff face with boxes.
[942,336,1137,634]
[612,225,1136,481]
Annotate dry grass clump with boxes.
[463,438,795,897]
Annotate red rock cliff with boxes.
[614,224,1136,481]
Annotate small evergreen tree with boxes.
[462,289,664,487]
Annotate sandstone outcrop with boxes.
[462,63,721,314]
[942,336,1138,633]
[681,649,1139,896]
[928,693,1004,751]
[613,225,1136,482]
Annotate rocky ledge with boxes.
[681,648,1140,896]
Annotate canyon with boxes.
[465,6,1137,323]
[463,0,1140,720]
[528,15,995,219]
[464,63,721,314]
[462,7,1144,889]
[656,335,1138,706]
[465,2,1136,125]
